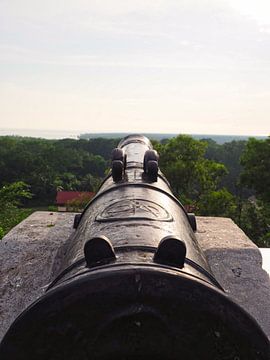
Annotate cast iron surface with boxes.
[0,267,269,359]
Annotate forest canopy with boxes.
[0,135,269,247]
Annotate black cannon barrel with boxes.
[0,135,269,360]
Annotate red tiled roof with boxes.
[56,191,94,205]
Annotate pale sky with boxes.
[0,0,270,135]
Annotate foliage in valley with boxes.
[154,135,270,247]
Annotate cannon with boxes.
[0,134,269,359]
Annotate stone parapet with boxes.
[196,217,270,339]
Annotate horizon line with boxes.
[0,127,268,138]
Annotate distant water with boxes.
[79,132,267,144]
[0,128,267,144]
[0,128,79,139]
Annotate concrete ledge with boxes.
[196,217,270,339]
[0,212,269,341]
[0,212,76,341]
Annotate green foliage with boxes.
[80,174,101,192]
[53,173,81,192]
[82,138,119,160]
[259,232,270,247]
[169,136,270,247]
[198,189,236,217]
[47,223,55,228]
[47,205,57,212]
[239,201,270,247]
[236,137,270,247]
[157,135,207,198]
[0,137,108,202]
[0,181,33,239]
[66,193,94,211]
[0,205,33,239]
[156,135,232,217]
[0,181,32,207]
[241,137,270,204]
[203,138,247,196]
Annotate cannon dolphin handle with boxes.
[0,135,269,359]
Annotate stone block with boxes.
[196,217,270,339]
[0,211,76,341]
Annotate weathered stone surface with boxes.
[0,211,77,341]
[0,212,269,342]
[196,216,270,339]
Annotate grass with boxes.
[0,205,57,239]
[0,207,34,239]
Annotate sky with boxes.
[0,0,270,135]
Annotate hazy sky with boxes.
[1,0,270,135]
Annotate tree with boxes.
[239,137,270,246]
[198,188,236,217]
[156,135,232,216]
[0,181,32,207]
[203,139,247,196]
[53,173,81,191]
[66,193,94,211]
[0,136,108,203]
[0,182,33,239]
[157,135,207,199]
[80,174,101,192]
[241,137,270,204]
[239,201,270,247]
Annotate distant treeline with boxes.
[0,136,118,202]
[79,132,267,144]
[0,134,269,247]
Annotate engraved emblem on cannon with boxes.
[96,199,172,222]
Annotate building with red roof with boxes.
[56,191,94,211]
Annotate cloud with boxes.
[227,0,270,25]
[1,0,269,62]
[1,0,270,135]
